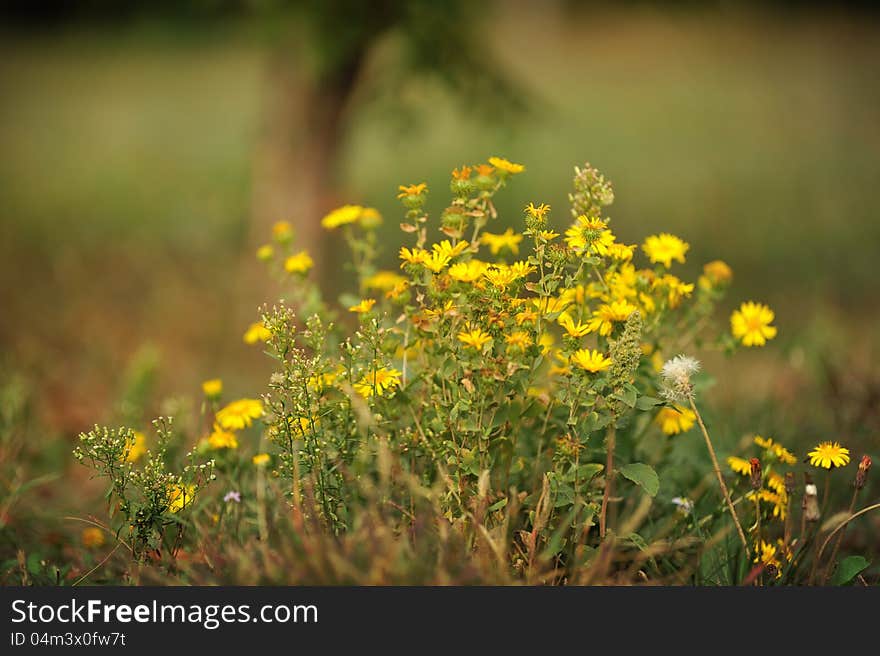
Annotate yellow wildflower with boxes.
[570,349,613,373]
[243,322,271,344]
[607,242,636,261]
[397,182,427,199]
[537,230,560,241]
[202,378,223,398]
[457,326,493,350]
[432,239,469,260]
[728,456,753,476]
[215,399,264,431]
[483,265,520,291]
[587,299,637,336]
[124,431,147,463]
[537,333,555,354]
[481,228,523,255]
[452,165,472,180]
[284,250,314,275]
[272,221,293,242]
[488,156,524,174]
[354,367,402,398]
[525,202,550,220]
[321,204,364,229]
[167,483,195,513]
[349,298,377,314]
[505,330,533,350]
[699,259,733,289]
[731,301,777,347]
[807,441,850,469]
[399,246,429,267]
[82,527,105,549]
[359,207,382,229]
[256,244,274,261]
[642,233,689,268]
[207,426,239,450]
[558,312,591,338]
[449,259,489,283]
[252,453,270,466]
[364,270,406,291]
[655,405,696,435]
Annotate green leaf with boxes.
[576,463,604,483]
[618,463,660,497]
[831,555,870,586]
[635,396,663,411]
[488,497,508,513]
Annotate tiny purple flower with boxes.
[223,490,241,503]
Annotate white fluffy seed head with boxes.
[660,354,701,402]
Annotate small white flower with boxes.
[660,354,701,402]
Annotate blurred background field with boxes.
[1,1,878,578]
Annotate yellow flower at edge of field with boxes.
[570,349,612,373]
[284,250,314,275]
[699,259,733,289]
[397,182,427,199]
[505,330,533,350]
[252,453,270,466]
[558,312,591,338]
[449,259,489,283]
[272,221,293,242]
[243,322,271,344]
[728,456,753,477]
[167,484,196,513]
[481,228,523,255]
[207,426,239,450]
[488,156,524,174]
[321,204,364,229]
[354,367,402,398]
[642,233,689,268]
[458,326,493,350]
[754,435,797,465]
[364,270,406,291]
[525,202,550,220]
[215,399,264,431]
[587,299,638,336]
[256,244,274,261]
[731,301,777,347]
[201,378,223,398]
[807,441,850,469]
[349,298,376,314]
[82,527,105,549]
[124,431,147,463]
[654,405,696,435]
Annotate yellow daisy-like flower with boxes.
[272,220,293,242]
[766,472,786,495]
[525,202,550,219]
[458,326,493,350]
[321,204,364,229]
[358,207,382,229]
[483,265,520,291]
[449,259,489,283]
[364,270,406,291]
[754,435,797,465]
[399,246,429,267]
[488,156,524,174]
[642,233,689,268]
[505,330,533,350]
[201,378,223,398]
[654,405,696,435]
[481,228,523,255]
[167,483,196,513]
[507,261,536,279]
[587,299,638,336]
[349,298,377,314]
[207,426,239,450]
[243,322,271,344]
[397,182,427,199]
[532,296,570,316]
[727,456,753,476]
[452,165,472,180]
[570,349,612,373]
[515,307,539,326]
[256,244,274,261]
[537,333,555,355]
[699,259,733,289]
[558,312,591,338]
[537,230,560,241]
[422,251,451,273]
[82,527,105,548]
[284,250,314,275]
[215,399,264,431]
[252,453,270,466]
[654,274,694,308]
[607,242,636,261]
[754,540,783,577]
[731,301,777,347]
[432,239,469,260]
[564,216,612,253]
[354,367,402,398]
[386,280,409,300]
[807,441,850,469]
[124,431,147,463]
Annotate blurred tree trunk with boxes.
[249,45,368,283]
